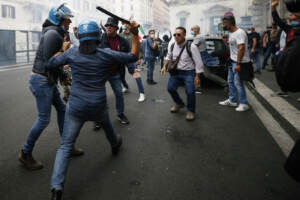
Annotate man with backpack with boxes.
[161,27,204,121]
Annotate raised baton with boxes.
[96,6,130,24]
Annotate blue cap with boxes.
[78,19,100,42]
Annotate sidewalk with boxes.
[255,69,300,110]
[0,62,33,69]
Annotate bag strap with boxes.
[174,42,187,64]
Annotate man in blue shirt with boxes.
[145,29,159,84]
[47,19,140,200]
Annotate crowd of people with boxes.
[17,0,300,199]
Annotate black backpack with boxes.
[275,30,300,93]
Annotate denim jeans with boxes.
[120,67,129,89]
[146,58,156,82]
[23,74,65,154]
[249,48,261,72]
[50,105,118,190]
[108,73,124,116]
[135,77,145,94]
[167,70,196,113]
[228,63,248,104]
[262,43,276,69]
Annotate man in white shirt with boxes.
[219,15,250,112]
[161,27,204,121]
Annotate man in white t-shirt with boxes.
[219,15,250,112]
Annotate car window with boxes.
[205,39,227,54]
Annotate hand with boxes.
[62,41,70,52]
[64,65,70,70]
[133,71,140,79]
[136,59,141,65]
[161,67,167,76]
[251,48,255,54]
[272,0,279,7]
[194,75,200,86]
[234,64,241,72]
[129,20,140,36]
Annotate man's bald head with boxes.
[191,25,200,36]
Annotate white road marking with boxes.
[253,78,300,132]
[247,88,294,157]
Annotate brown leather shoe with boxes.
[186,111,195,121]
[71,147,84,157]
[170,104,184,113]
[18,150,43,170]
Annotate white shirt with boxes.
[229,28,250,63]
[280,31,287,50]
[166,41,204,74]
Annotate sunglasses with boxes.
[173,33,182,37]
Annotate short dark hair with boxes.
[176,26,186,34]
[148,29,155,34]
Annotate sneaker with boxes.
[122,87,129,93]
[147,80,157,85]
[235,104,250,112]
[186,111,195,121]
[51,189,63,200]
[112,135,122,156]
[138,93,146,102]
[170,104,185,113]
[195,87,203,94]
[117,113,130,125]
[94,121,102,131]
[219,99,238,107]
[18,150,43,170]
[71,147,84,157]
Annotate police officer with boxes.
[18,3,83,171]
[47,19,140,199]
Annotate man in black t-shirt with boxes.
[248,27,262,73]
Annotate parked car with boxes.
[188,37,230,81]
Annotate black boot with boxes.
[18,150,43,170]
[51,189,63,200]
[112,135,122,156]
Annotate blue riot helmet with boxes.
[48,3,74,25]
[78,19,101,43]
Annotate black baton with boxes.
[96,6,130,24]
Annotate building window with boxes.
[180,17,186,28]
[2,5,16,19]
[32,9,42,23]
[83,1,89,11]
[73,0,80,10]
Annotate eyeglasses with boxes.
[173,33,182,37]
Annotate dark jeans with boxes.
[50,105,118,190]
[23,74,65,154]
[262,43,276,69]
[167,70,196,113]
[108,74,124,116]
[146,58,156,82]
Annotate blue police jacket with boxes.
[46,47,138,116]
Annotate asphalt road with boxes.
[0,64,299,200]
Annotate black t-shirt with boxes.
[248,32,261,49]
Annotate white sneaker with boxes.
[235,104,250,112]
[219,99,237,107]
[122,87,129,93]
[138,93,145,102]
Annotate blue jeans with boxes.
[167,70,196,113]
[135,77,144,94]
[228,63,247,104]
[50,105,118,190]
[249,48,261,72]
[146,58,156,82]
[120,67,129,89]
[108,73,124,116]
[262,43,276,69]
[23,74,65,154]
